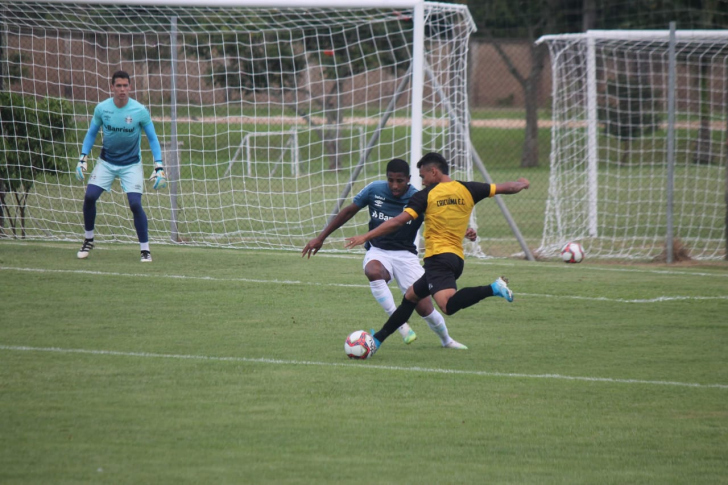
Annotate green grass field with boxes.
[1,241,727,483]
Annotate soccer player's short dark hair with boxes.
[111,70,130,85]
[417,152,449,175]
[386,158,410,176]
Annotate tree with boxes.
[598,74,662,165]
[466,0,579,168]
[0,93,76,238]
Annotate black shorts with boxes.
[412,253,464,298]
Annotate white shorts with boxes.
[88,158,145,194]
[362,246,424,295]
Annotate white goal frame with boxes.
[1,0,480,252]
[537,29,728,260]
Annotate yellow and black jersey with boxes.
[404,181,495,259]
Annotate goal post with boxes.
[0,0,481,252]
[537,29,728,260]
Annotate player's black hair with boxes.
[386,158,410,176]
[416,152,449,175]
[111,70,130,85]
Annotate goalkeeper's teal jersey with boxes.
[92,98,153,166]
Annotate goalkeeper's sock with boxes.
[140,242,150,252]
[445,286,493,315]
[84,230,94,240]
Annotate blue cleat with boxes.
[369,329,381,356]
[491,276,513,302]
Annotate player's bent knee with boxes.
[364,264,390,282]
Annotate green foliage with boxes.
[184,32,306,94]
[181,16,412,96]
[0,92,76,191]
[0,52,27,87]
[0,92,76,236]
[304,19,412,80]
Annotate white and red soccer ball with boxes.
[344,330,375,359]
[560,242,585,263]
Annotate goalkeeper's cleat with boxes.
[402,328,418,345]
[77,238,94,259]
[491,276,513,302]
[369,329,381,357]
[140,250,152,263]
[443,340,468,350]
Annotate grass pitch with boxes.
[1,241,727,484]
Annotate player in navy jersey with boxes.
[345,152,530,356]
[302,158,469,349]
[74,70,167,262]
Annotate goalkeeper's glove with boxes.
[149,161,168,190]
[75,155,88,181]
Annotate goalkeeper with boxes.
[75,70,167,263]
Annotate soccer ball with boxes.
[561,242,585,263]
[344,330,375,360]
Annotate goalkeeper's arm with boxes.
[76,122,101,181]
[143,122,167,190]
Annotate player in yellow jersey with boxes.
[344,152,529,355]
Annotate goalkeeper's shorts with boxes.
[89,159,144,194]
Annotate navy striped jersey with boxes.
[353,180,423,254]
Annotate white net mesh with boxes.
[538,31,728,261]
[0,1,475,251]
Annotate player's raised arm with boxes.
[494,177,530,195]
[344,211,413,249]
[302,203,361,258]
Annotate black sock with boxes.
[445,286,493,315]
[374,297,417,344]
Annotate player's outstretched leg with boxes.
[369,280,417,345]
[491,276,513,302]
[369,329,381,356]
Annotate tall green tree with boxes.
[0,93,76,238]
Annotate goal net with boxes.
[538,30,728,260]
[0,0,476,252]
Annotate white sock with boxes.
[369,280,411,337]
[140,242,150,251]
[84,230,94,239]
[369,280,397,315]
[422,309,452,346]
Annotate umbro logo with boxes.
[125,116,133,124]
